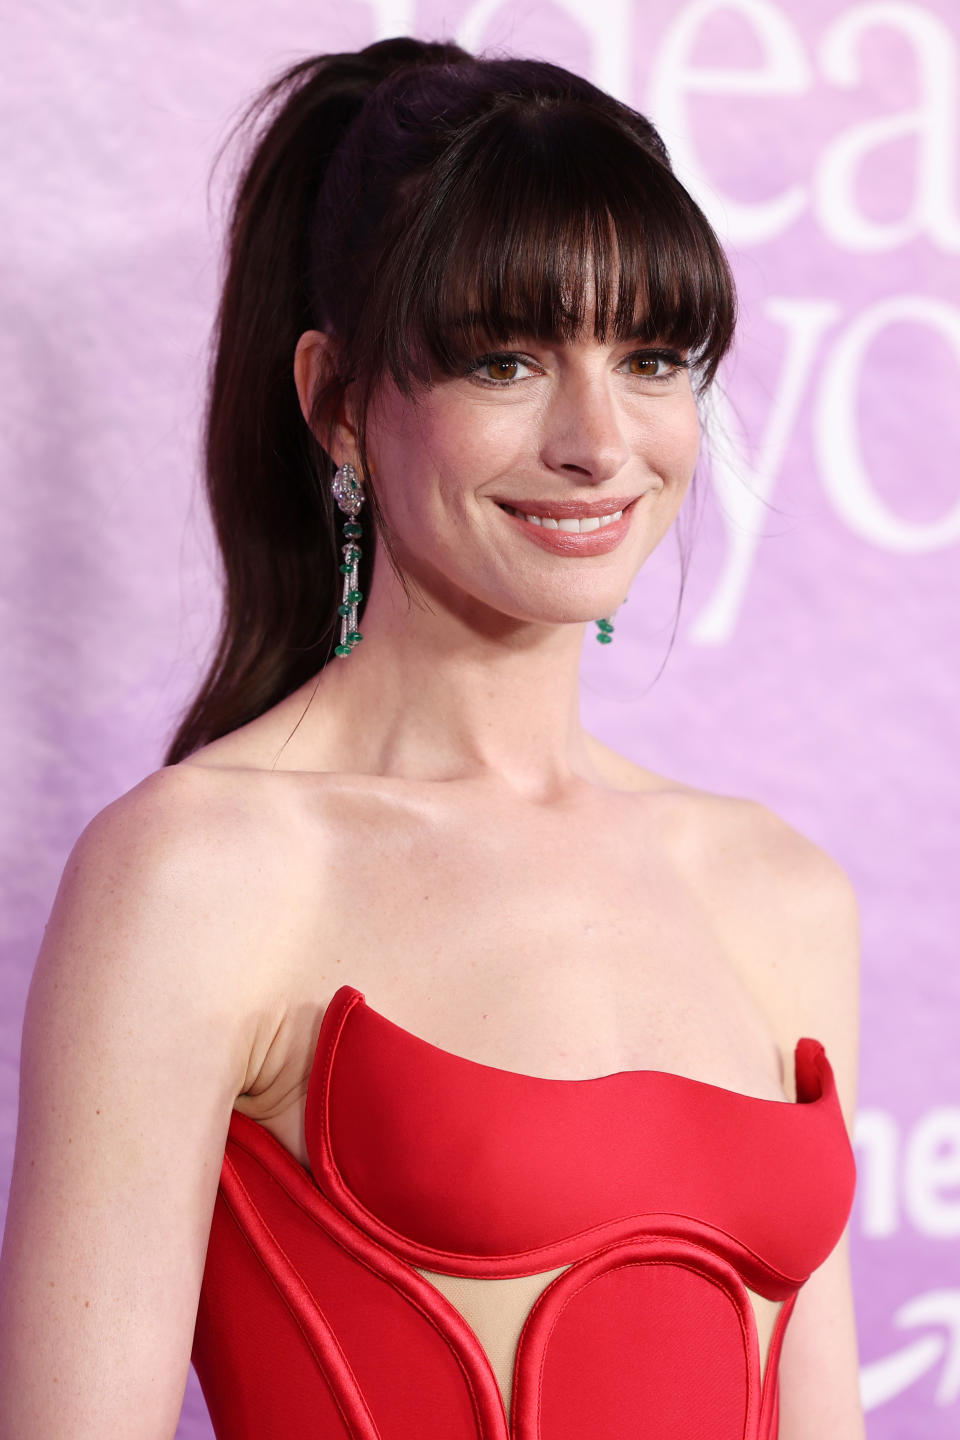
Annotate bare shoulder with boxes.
[82,759,255,854]
[586,739,861,1109]
[66,763,294,1087]
[30,763,275,1126]
[585,752,862,1119]
[682,793,862,1125]
[77,762,274,932]
[0,764,293,1433]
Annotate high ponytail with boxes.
[163,39,470,765]
[162,38,736,766]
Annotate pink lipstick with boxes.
[495,495,644,556]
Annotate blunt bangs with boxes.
[374,100,736,398]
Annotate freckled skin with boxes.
[296,324,702,642]
[287,318,702,791]
[357,336,702,630]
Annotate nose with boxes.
[538,369,632,483]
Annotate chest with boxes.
[235,786,794,1163]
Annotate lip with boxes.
[495,495,644,556]
[493,495,639,520]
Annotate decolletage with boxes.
[191,983,857,1439]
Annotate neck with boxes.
[280,557,610,800]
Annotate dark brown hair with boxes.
[163,36,737,766]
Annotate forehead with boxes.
[372,113,735,394]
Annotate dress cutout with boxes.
[411,1265,569,1418]
[192,983,857,1438]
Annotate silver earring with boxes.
[331,463,366,657]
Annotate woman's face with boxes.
[349,327,702,631]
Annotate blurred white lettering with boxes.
[905,1108,960,1237]
[647,0,959,250]
[814,296,960,549]
[818,3,960,252]
[695,299,838,643]
[649,0,811,243]
[854,1108,901,1236]
[853,1106,960,1237]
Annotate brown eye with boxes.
[483,358,519,382]
[622,351,689,383]
[627,355,663,376]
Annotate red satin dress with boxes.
[191,983,856,1438]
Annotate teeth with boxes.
[506,506,624,532]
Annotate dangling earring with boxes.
[331,462,365,658]
[595,596,627,645]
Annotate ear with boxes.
[293,330,359,467]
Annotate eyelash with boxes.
[466,348,690,388]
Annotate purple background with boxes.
[2,3,958,1436]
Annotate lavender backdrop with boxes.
[2,3,958,1436]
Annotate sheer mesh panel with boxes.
[414,1265,784,1418]
[414,1265,567,1414]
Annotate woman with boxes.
[0,36,864,1439]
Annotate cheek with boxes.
[645,397,701,479]
[364,391,440,528]
[424,390,530,469]
[380,395,528,523]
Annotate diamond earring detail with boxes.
[331,462,365,658]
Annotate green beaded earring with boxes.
[331,462,365,658]
[595,596,626,645]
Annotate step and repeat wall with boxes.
[1,2,957,1436]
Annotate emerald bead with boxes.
[338,603,350,617]
[343,522,362,538]
[346,589,363,604]
[339,563,353,575]
[347,631,363,644]
[596,631,613,644]
[334,644,352,657]
[342,545,361,561]
[597,618,614,632]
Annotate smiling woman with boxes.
[163,34,736,727]
[0,32,864,1440]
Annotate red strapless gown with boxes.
[191,983,856,1438]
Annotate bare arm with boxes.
[0,768,262,1439]
[753,809,865,1439]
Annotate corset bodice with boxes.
[192,983,856,1438]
